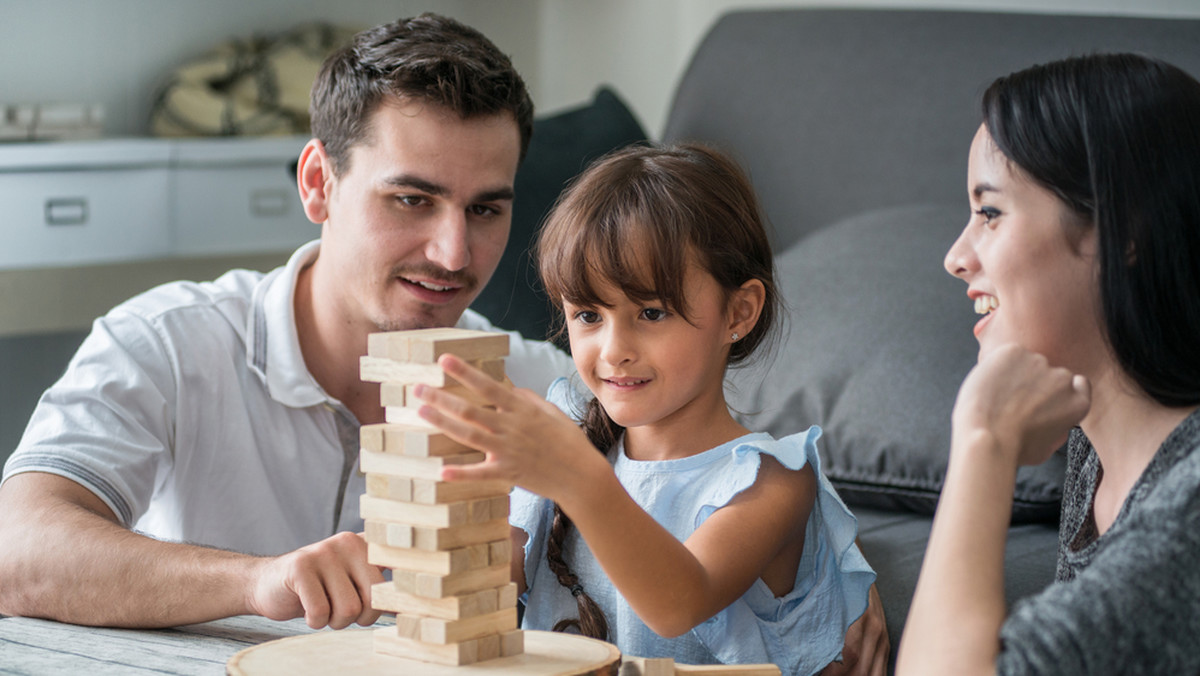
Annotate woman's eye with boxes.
[640,308,668,321]
[976,206,1001,225]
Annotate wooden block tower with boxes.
[359,328,524,666]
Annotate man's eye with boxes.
[398,195,427,207]
[470,204,500,217]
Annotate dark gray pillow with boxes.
[471,87,647,343]
[727,204,1065,522]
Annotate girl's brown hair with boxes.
[532,142,778,638]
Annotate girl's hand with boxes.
[952,343,1091,466]
[412,354,606,502]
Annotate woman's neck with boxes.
[1081,365,1197,532]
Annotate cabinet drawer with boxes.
[0,168,170,269]
[171,164,317,256]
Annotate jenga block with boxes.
[364,520,414,548]
[380,380,492,408]
[360,494,469,528]
[477,633,502,661]
[498,582,518,610]
[359,449,484,480]
[364,474,412,501]
[360,424,471,458]
[368,329,509,364]
[373,628,479,666]
[393,613,422,640]
[393,562,510,598]
[371,583,501,620]
[415,608,517,645]
[500,629,524,657]
[489,538,513,566]
[384,406,434,428]
[368,541,493,575]
[411,477,512,504]
[360,356,506,385]
[488,494,510,519]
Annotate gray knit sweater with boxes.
[996,408,1200,675]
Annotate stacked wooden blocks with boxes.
[359,328,523,666]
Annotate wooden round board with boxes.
[227,629,620,676]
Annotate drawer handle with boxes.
[250,188,289,217]
[45,197,88,226]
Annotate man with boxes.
[0,14,568,630]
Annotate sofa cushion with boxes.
[727,204,1066,522]
[470,87,647,343]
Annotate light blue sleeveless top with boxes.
[512,379,876,676]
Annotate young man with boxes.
[0,14,569,630]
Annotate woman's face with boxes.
[944,125,1105,373]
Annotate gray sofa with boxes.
[654,7,1200,671]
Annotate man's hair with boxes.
[309,13,533,176]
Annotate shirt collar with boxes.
[246,240,331,408]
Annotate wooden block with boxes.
[498,582,518,610]
[380,380,492,408]
[359,449,484,481]
[364,520,414,548]
[384,405,435,428]
[411,477,512,504]
[373,627,479,666]
[622,657,677,676]
[361,494,468,528]
[500,629,524,657]
[368,328,509,364]
[360,356,506,386]
[392,562,510,598]
[360,424,471,458]
[415,608,517,645]
[477,633,502,662]
[364,474,412,501]
[488,494,510,519]
[368,542,491,575]
[393,614,421,640]
[489,538,513,566]
[371,583,501,620]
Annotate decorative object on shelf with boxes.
[150,23,356,138]
[0,103,105,142]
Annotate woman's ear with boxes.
[296,138,334,225]
[728,279,766,343]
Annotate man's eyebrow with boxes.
[385,174,446,195]
[476,187,515,203]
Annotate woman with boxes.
[898,53,1200,674]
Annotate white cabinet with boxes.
[0,136,316,269]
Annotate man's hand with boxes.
[247,531,384,629]
[821,583,889,676]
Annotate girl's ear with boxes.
[727,279,766,343]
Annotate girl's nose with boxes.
[599,324,636,365]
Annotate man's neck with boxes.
[293,260,384,425]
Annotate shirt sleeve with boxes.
[996,476,1200,675]
[2,310,178,527]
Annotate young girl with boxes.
[899,54,1200,674]
[413,143,874,674]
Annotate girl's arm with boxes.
[418,354,815,638]
[896,345,1089,676]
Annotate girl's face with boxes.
[944,125,1104,372]
[563,262,747,435]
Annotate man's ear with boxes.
[297,138,334,225]
[728,278,766,343]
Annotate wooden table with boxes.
[0,614,326,674]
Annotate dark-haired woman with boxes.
[899,53,1200,675]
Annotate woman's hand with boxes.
[412,354,606,503]
[952,343,1091,466]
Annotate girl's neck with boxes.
[623,404,750,462]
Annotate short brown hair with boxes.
[310,13,533,176]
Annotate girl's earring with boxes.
[731,333,740,341]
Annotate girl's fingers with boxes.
[437,354,514,404]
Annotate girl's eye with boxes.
[975,206,1001,226]
[574,310,600,325]
[640,307,668,321]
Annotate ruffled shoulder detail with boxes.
[694,426,822,528]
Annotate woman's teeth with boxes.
[974,295,999,315]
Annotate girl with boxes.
[414,143,875,674]
[899,54,1200,674]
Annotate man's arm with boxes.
[0,472,382,629]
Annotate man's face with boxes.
[317,100,521,332]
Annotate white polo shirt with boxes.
[2,241,574,556]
